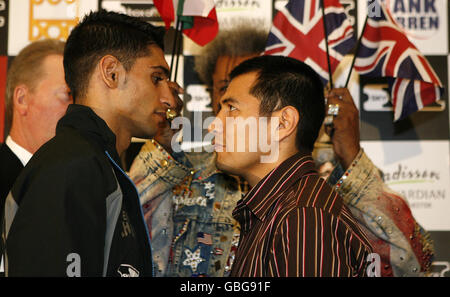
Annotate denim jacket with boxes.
[129,140,241,277]
[328,149,434,276]
[130,141,433,277]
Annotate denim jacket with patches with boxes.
[130,140,433,277]
[129,140,242,277]
[328,149,434,277]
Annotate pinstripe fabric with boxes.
[231,153,373,277]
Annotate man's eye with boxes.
[219,86,227,94]
[229,105,237,112]
[152,74,165,84]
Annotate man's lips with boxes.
[154,111,167,121]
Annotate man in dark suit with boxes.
[0,39,71,224]
[0,144,23,206]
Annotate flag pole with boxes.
[174,21,183,82]
[344,15,369,88]
[170,19,181,81]
[321,0,333,89]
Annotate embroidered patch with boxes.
[197,232,212,245]
[224,233,241,276]
[173,195,208,207]
[182,247,205,273]
[120,210,135,238]
[213,247,224,255]
[204,181,215,200]
[215,261,221,271]
[117,264,140,277]
[203,181,214,192]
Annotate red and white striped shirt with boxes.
[231,153,373,277]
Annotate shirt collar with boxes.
[57,104,121,165]
[6,135,33,166]
[233,152,317,222]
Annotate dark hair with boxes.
[229,55,325,152]
[64,10,165,101]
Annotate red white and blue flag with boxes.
[264,0,355,86]
[153,0,218,46]
[197,232,212,245]
[354,0,444,121]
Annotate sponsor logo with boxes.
[216,0,271,29]
[383,163,440,185]
[29,0,80,41]
[186,85,213,113]
[384,0,442,40]
[101,1,161,23]
[362,84,393,112]
[0,0,5,28]
[362,83,446,112]
[215,0,261,10]
[383,163,445,210]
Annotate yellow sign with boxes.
[29,0,79,41]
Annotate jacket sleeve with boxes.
[5,155,110,277]
[327,149,434,276]
[128,140,190,206]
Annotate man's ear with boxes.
[98,55,123,89]
[13,85,30,116]
[274,106,299,143]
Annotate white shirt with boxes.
[5,135,33,166]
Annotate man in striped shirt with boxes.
[208,55,373,277]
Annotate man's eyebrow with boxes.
[150,66,170,77]
[220,97,239,106]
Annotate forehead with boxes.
[133,45,169,73]
[40,54,63,74]
[222,72,260,109]
[213,54,260,82]
[35,54,65,84]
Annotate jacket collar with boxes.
[56,104,121,165]
[184,151,220,179]
[233,152,317,222]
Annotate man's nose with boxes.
[208,115,223,135]
[160,82,177,109]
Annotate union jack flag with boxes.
[264,0,355,86]
[354,0,444,121]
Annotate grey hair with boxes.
[194,24,269,87]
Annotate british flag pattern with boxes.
[354,0,444,121]
[264,0,355,86]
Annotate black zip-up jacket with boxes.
[1,104,153,277]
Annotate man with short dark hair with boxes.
[2,10,176,277]
[195,26,434,277]
[209,55,373,277]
